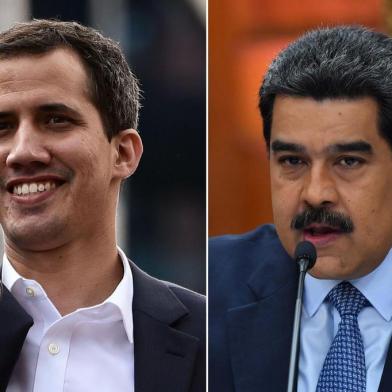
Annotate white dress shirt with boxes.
[2,248,134,392]
[299,248,392,392]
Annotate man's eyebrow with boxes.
[38,103,82,117]
[328,141,373,154]
[270,140,305,153]
[0,104,82,118]
[0,104,84,121]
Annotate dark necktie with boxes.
[316,281,370,392]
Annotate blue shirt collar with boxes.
[304,247,392,321]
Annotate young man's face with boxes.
[0,48,139,251]
[269,96,392,279]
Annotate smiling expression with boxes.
[270,96,392,279]
[0,48,127,251]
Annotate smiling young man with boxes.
[210,26,392,391]
[0,20,205,392]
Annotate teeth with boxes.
[12,181,58,196]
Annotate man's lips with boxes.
[303,224,342,235]
[302,224,343,246]
[5,175,66,192]
[4,175,67,205]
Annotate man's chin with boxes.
[307,255,358,280]
[308,269,341,280]
[3,219,66,252]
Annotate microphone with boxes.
[287,241,317,392]
[295,240,317,272]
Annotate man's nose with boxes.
[302,164,338,208]
[5,123,51,168]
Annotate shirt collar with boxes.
[1,247,134,343]
[107,247,134,344]
[2,252,20,291]
[304,247,392,321]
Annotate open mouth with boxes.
[303,224,343,246]
[303,225,342,236]
[7,179,66,197]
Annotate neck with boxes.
[4,231,123,316]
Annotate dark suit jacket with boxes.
[209,224,392,392]
[0,260,206,392]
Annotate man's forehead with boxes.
[270,96,380,143]
[272,95,379,114]
[0,48,92,103]
[0,47,88,85]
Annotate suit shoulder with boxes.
[209,223,293,309]
[210,223,279,251]
[209,224,281,275]
[167,283,206,322]
[211,223,277,240]
[168,283,205,306]
[131,262,205,340]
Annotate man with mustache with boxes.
[210,26,392,391]
[0,19,205,391]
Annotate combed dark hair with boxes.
[0,19,140,140]
[259,26,392,148]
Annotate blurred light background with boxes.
[209,0,388,238]
[0,0,206,294]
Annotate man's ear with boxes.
[112,129,143,179]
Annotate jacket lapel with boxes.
[227,252,298,392]
[0,286,33,392]
[130,262,200,392]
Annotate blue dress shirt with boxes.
[298,248,392,392]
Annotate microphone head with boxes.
[294,241,317,270]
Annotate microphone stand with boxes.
[286,257,310,392]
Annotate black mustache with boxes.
[291,207,354,233]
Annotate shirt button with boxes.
[48,343,60,355]
[26,287,35,297]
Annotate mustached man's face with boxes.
[269,96,392,279]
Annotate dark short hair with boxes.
[0,19,140,140]
[259,26,392,148]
